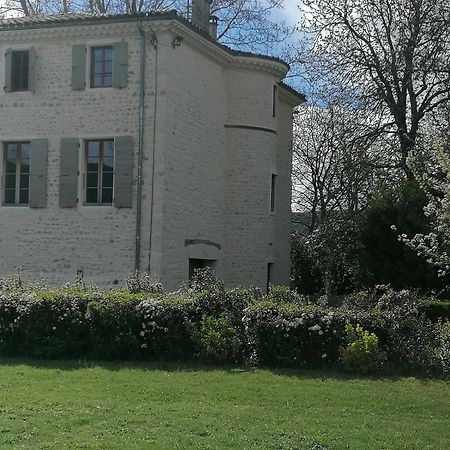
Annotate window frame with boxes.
[84,139,114,206]
[11,50,30,92]
[90,46,113,89]
[2,141,31,206]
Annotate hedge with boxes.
[0,280,448,376]
[422,300,450,322]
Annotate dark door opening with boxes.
[189,258,217,280]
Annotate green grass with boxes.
[0,360,448,449]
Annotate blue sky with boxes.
[276,0,301,27]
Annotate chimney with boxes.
[209,16,218,40]
[191,0,211,34]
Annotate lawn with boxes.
[0,360,448,449]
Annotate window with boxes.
[11,51,29,91]
[267,263,273,293]
[272,85,278,118]
[85,140,114,205]
[189,258,217,280]
[270,173,277,212]
[3,142,30,205]
[90,46,113,88]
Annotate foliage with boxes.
[126,271,163,294]
[290,231,324,295]
[438,321,450,377]
[291,217,363,295]
[243,300,347,368]
[396,147,450,278]
[300,0,450,171]
[360,180,443,289]
[0,279,447,375]
[340,323,385,374]
[422,300,450,322]
[193,314,243,363]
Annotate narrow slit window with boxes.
[270,173,277,212]
[267,263,273,293]
[272,85,278,118]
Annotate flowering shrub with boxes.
[243,300,347,367]
[126,271,163,294]
[0,278,446,375]
[340,323,385,373]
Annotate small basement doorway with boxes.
[189,258,217,280]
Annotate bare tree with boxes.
[292,99,380,232]
[300,0,450,174]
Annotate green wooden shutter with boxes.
[29,138,48,208]
[71,45,86,90]
[113,136,133,208]
[4,48,12,93]
[112,41,128,88]
[59,138,79,208]
[28,46,36,92]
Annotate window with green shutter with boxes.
[84,139,114,205]
[4,48,36,93]
[3,142,31,205]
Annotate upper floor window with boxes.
[90,46,113,88]
[3,142,30,205]
[85,139,114,205]
[12,51,29,91]
[4,48,35,93]
[272,85,278,118]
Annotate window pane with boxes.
[101,188,113,204]
[88,141,99,158]
[19,189,29,204]
[5,174,16,189]
[87,162,98,173]
[20,174,29,189]
[102,172,113,188]
[86,188,98,204]
[103,157,114,173]
[103,76,112,87]
[93,48,104,62]
[20,159,29,174]
[87,173,98,188]
[94,61,103,75]
[5,160,16,174]
[21,144,30,161]
[92,77,102,88]
[104,60,112,74]
[4,189,15,204]
[6,146,17,164]
[11,51,29,91]
[103,141,114,158]
[105,47,113,60]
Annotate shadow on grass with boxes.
[0,356,428,382]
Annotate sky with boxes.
[278,0,302,27]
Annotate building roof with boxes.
[0,11,305,102]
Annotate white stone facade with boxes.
[0,13,303,290]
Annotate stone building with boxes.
[0,5,304,290]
